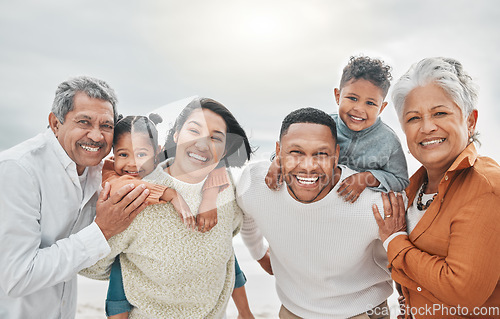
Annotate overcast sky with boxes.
[1,0,499,174]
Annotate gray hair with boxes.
[392,57,479,123]
[51,76,119,123]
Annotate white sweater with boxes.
[81,163,242,319]
[237,161,393,319]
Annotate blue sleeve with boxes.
[105,256,132,316]
[368,142,409,193]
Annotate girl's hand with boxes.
[196,209,217,233]
[372,191,407,242]
[198,187,219,233]
[162,188,196,231]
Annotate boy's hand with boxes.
[162,188,196,231]
[198,187,219,233]
[337,172,369,203]
[265,158,282,190]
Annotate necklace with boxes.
[416,180,437,211]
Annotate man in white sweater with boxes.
[237,107,393,319]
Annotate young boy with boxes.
[266,56,409,202]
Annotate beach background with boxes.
[1,1,498,318]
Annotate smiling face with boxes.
[113,131,158,178]
[335,78,388,131]
[49,92,114,175]
[402,82,477,176]
[169,108,227,183]
[277,122,340,203]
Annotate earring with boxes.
[469,137,474,143]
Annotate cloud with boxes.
[1,0,499,167]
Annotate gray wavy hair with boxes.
[51,76,119,123]
[392,57,478,121]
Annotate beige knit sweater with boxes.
[81,163,242,319]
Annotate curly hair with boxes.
[339,56,392,98]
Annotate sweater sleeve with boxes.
[202,166,230,192]
[368,142,409,193]
[102,159,168,204]
[240,213,268,260]
[236,164,268,260]
[388,192,500,307]
[79,224,135,281]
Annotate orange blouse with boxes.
[388,143,500,318]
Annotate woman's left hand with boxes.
[372,191,407,242]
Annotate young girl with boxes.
[102,113,234,318]
[82,99,254,318]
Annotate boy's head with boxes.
[112,113,163,178]
[334,56,392,132]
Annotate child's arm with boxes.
[338,140,410,202]
[197,167,230,233]
[337,172,379,203]
[264,156,282,190]
[367,147,410,193]
[103,159,196,230]
[161,189,195,231]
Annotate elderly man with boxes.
[0,76,149,318]
[237,107,393,319]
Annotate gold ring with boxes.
[385,214,392,218]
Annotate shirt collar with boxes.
[45,128,74,171]
[45,128,103,190]
[407,143,477,200]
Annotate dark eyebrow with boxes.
[212,129,226,137]
[187,120,202,127]
[187,120,226,136]
[75,115,92,120]
[345,92,360,97]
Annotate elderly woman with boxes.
[373,57,500,319]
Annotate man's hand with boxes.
[257,250,273,275]
[95,182,150,240]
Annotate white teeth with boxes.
[188,152,208,162]
[350,115,364,121]
[421,139,445,146]
[81,145,99,152]
[296,176,318,185]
